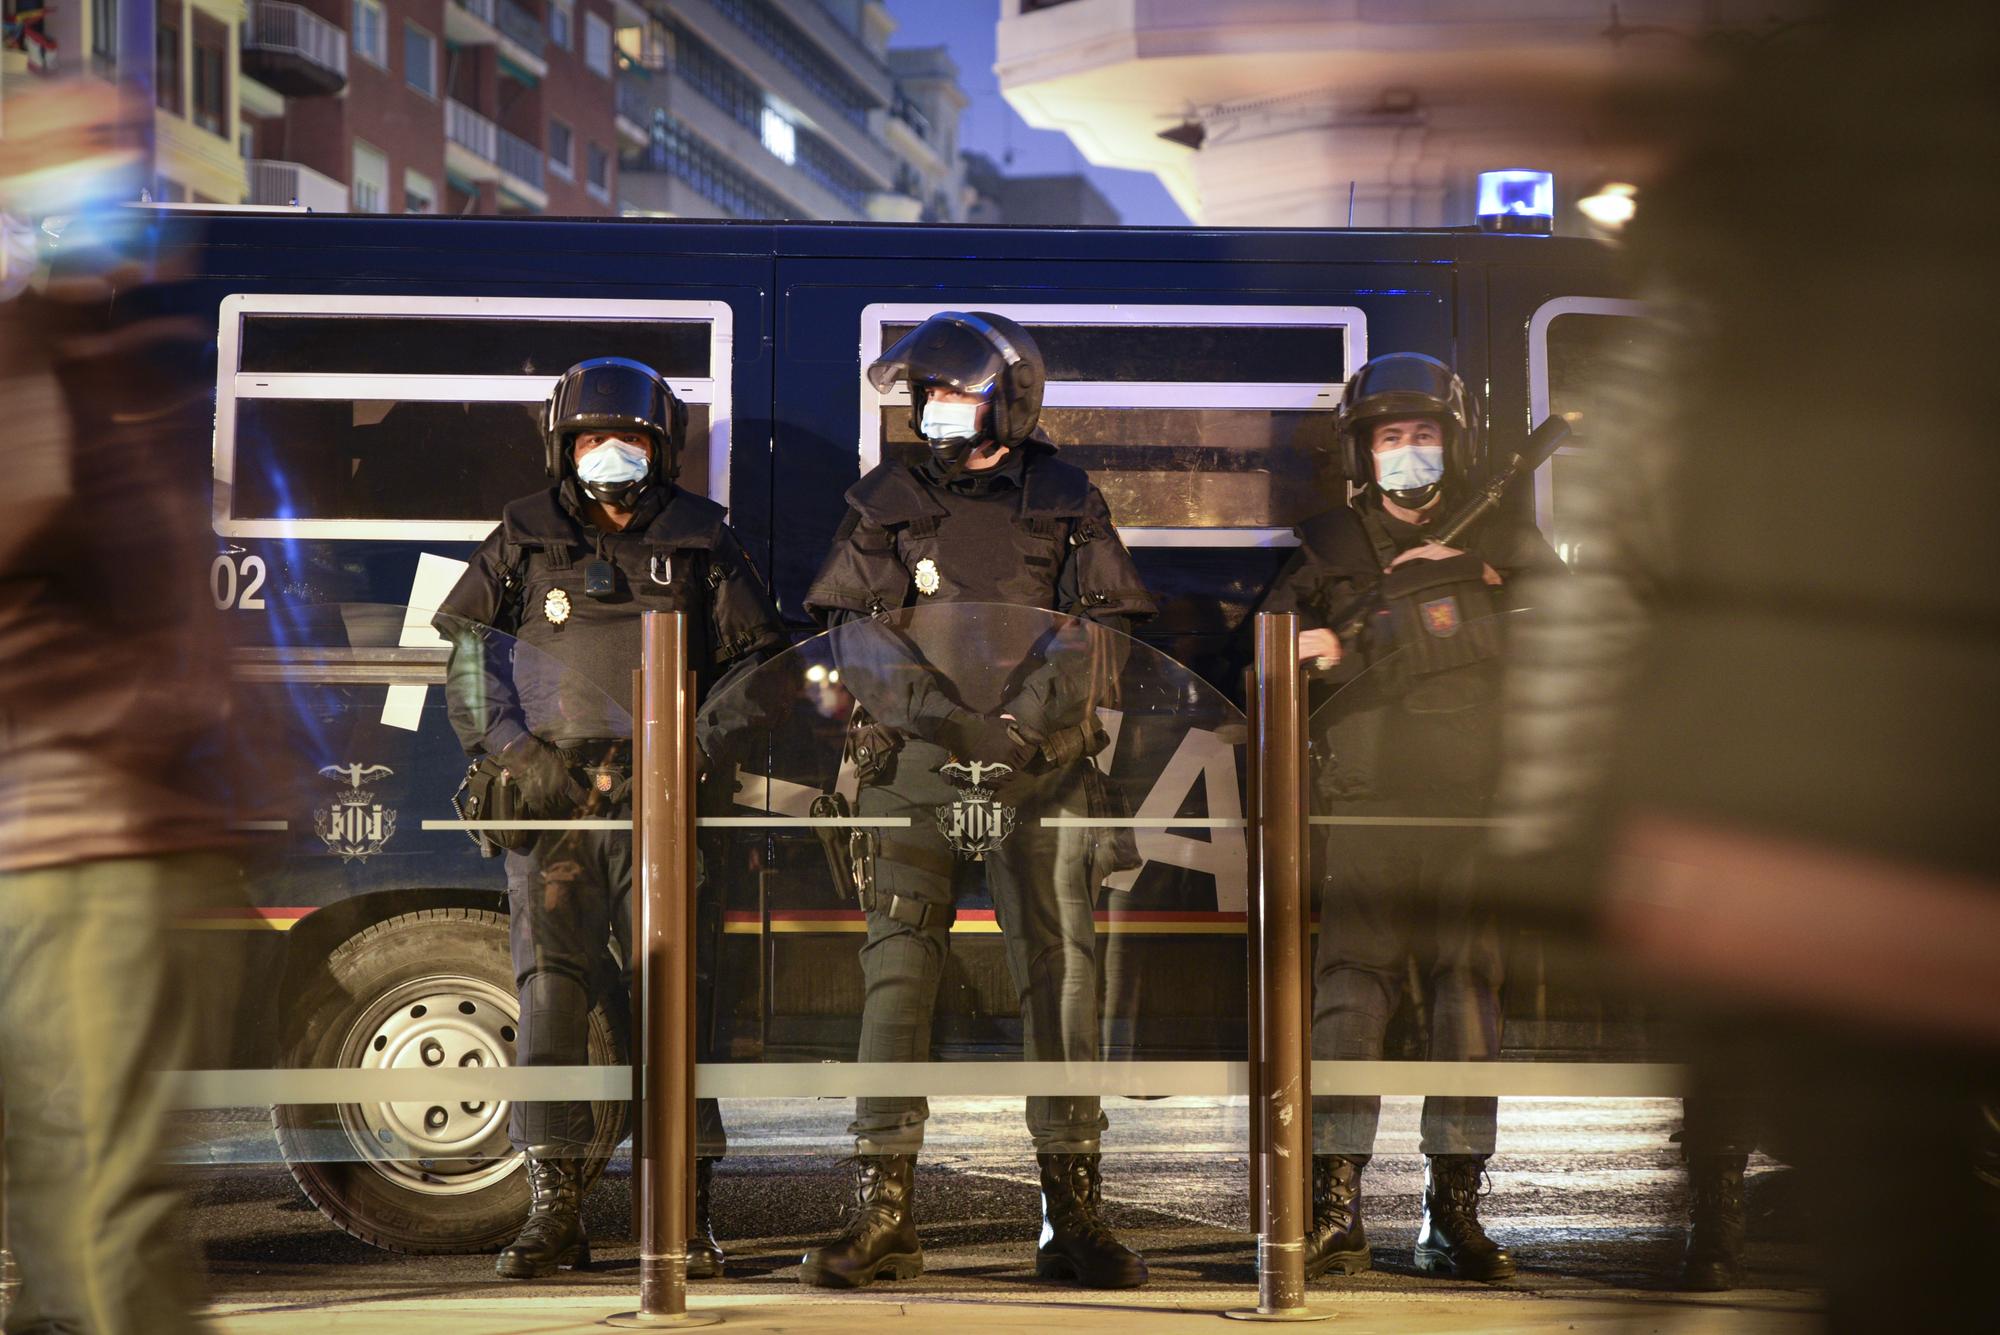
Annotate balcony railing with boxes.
[446,98,499,163]
[241,0,349,97]
[454,0,497,25]
[246,159,350,212]
[496,0,548,58]
[617,77,650,126]
[498,128,546,191]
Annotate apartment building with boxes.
[239,0,620,215]
[615,0,957,223]
[2,0,249,204]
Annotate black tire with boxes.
[271,907,628,1254]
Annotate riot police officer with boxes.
[797,311,1157,1290]
[1258,352,1561,1283]
[433,357,785,1280]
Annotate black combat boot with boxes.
[799,1155,923,1288]
[1681,1153,1748,1291]
[687,1156,725,1280]
[1304,1154,1371,1278]
[495,1154,589,1279]
[1414,1154,1515,1281]
[1035,1153,1149,1289]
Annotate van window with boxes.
[1528,296,1650,562]
[862,303,1364,546]
[216,296,733,541]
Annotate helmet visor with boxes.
[867,316,1008,397]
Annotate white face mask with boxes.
[1374,444,1445,492]
[575,437,651,487]
[920,399,982,442]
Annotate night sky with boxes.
[882,0,1192,226]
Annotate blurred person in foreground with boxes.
[0,79,242,1335]
[1492,2,2000,1327]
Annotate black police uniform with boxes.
[1262,492,1558,1161]
[803,441,1156,1156]
[434,477,785,1157]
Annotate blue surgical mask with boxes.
[920,399,981,442]
[575,437,651,487]
[1374,444,1445,492]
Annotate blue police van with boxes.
[125,211,1642,1252]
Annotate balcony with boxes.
[497,0,550,76]
[241,0,348,98]
[616,76,650,148]
[447,0,499,45]
[247,159,350,212]
[497,127,549,209]
[447,0,548,79]
[444,98,500,184]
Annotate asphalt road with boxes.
[179,1097,1820,1312]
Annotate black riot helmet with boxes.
[1330,351,1478,510]
[867,310,1045,468]
[543,356,688,507]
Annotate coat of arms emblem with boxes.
[1420,595,1461,638]
[913,558,942,596]
[315,763,399,863]
[936,759,1017,860]
[545,587,572,625]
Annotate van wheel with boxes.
[271,908,628,1254]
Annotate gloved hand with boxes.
[498,734,586,818]
[935,709,1036,775]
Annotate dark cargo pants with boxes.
[1310,818,1504,1157]
[505,814,725,1157]
[849,739,1108,1156]
[0,853,240,1335]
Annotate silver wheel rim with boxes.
[335,975,523,1197]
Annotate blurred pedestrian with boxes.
[0,77,243,1335]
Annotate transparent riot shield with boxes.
[693,601,1250,1192]
[171,602,635,1259]
[1306,606,1689,1282]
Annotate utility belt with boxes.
[453,735,632,858]
[811,709,1129,921]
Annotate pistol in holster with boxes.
[810,791,878,912]
[454,756,532,858]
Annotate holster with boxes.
[810,791,877,912]
[454,756,533,858]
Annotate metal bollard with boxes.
[1228,613,1330,1323]
[607,612,719,1328]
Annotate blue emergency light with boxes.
[1477,170,1555,235]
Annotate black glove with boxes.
[935,710,1036,775]
[498,734,586,818]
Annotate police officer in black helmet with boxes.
[798,312,1157,1290]
[433,356,785,1281]
[1257,351,1561,1284]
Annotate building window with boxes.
[191,13,229,138]
[632,113,796,220]
[585,12,611,77]
[155,2,183,116]
[90,0,117,74]
[760,107,796,165]
[708,0,874,130]
[548,119,575,179]
[550,0,573,50]
[404,169,437,214]
[353,0,387,68]
[587,142,611,201]
[352,142,389,214]
[405,23,438,99]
